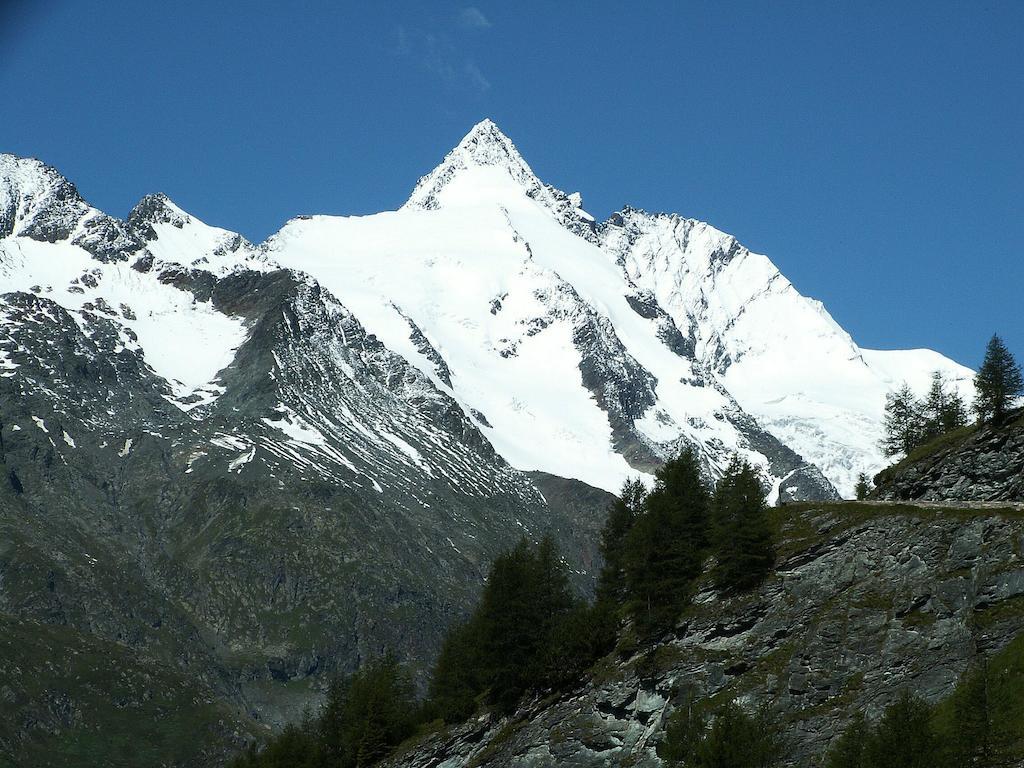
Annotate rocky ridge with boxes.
[874,410,1024,502]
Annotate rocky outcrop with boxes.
[0,269,604,767]
[386,503,1024,767]
[874,411,1024,502]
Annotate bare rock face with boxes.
[874,412,1024,502]
[386,504,1024,767]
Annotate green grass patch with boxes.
[973,594,1024,630]
[0,614,254,768]
[875,424,980,485]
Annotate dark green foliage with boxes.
[657,692,705,765]
[596,478,647,603]
[710,458,775,593]
[828,638,1024,768]
[229,722,318,768]
[922,371,968,439]
[622,448,710,631]
[546,599,619,685]
[428,536,612,721]
[476,537,575,711]
[974,334,1023,423]
[320,655,417,767]
[427,619,485,723]
[230,656,416,768]
[854,473,871,501]
[882,383,925,456]
[659,698,784,768]
[825,711,867,768]
[942,657,1016,767]
[864,690,938,768]
[827,691,937,768]
[883,371,971,459]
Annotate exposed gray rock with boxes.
[387,504,1024,767]
[875,412,1024,502]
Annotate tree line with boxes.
[881,334,1022,460]
[230,449,778,767]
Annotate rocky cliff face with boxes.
[0,265,598,766]
[386,502,1024,767]
[874,411,1024,502]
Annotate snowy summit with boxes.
[0,122,973,499]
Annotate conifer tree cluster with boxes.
[429,536,614,720]
[827,656,1021,768]
[231,537,614,768]
[600,449,776,634]
[229,655,418,768]
[882,371,968,457]
[658,695,784,768]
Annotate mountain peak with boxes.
[453,118,521,163]
[0,153,96,242]
[402,119,596,236]
[403,118,540,212]
[127,193,190,232]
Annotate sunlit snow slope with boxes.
[1,121,971,499]
[266,120,970,497]
[599,208,974,494]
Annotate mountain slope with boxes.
[0,158,603,766]
[385,502,1024,767]
[598,207,975,495]
[0,120,974,764]
[266,121,837,501]
[873,408,1024,502]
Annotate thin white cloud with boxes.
[392,26,490,93]
[464,61,491,92]
[459,7,492,29]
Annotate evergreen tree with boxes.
[475,537,576,712]
[710,458,775,593]
[428,618,485,723]
[622,447,710,631]
[657,690,705,766]
[921,371,969,440]
[229,722,318,768]
[318,654,418,768]
[429,536,606,723]
[862,690,938,768]
[545,598,618,685]
[882,384,925,456]
[974,334,1023,423]
[596,477,646,603]
[660,699,784,768]
[941,389,968,433]
[946,656,1015,768]
[854,473,871,501]
[825,711,868,768]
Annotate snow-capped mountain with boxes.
[265,119,969,498]
[0,122,974,760]
[1,122,971,504]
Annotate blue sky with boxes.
[1,1,1021,367]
